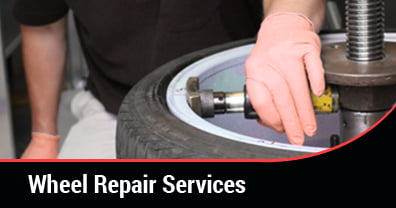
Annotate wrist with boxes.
[32,131,59,137]
[31,118,58,135]
[262,12,315,32]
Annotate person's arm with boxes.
[20,17,67,158]
[245,0,326,145]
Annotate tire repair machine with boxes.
[186,0,396,145]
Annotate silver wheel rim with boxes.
[166,33,396,154]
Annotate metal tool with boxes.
[323,0,396,141]
[186,0,396,144]
[186,77,339,119]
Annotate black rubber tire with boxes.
[116,39,310,159]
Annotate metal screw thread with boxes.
[346,0,385,61]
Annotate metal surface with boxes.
[346,0,385,61]
[340,109,388,141]
[167,33,396,151]
[323,42,396,86]
[325,1,343,30]
[187,76,339,119]
[167,44,331,152]
[0,1,16,158]
[186,77,204,116]
[200,90,215,117]
[338,85,396,111]
[322,0,396,140]
[213,90,245,114]
[213,92,226,114]
[223,92,245,113]
[187,77,245,117]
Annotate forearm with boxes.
[21,17,67,135]
[263,0,326,32]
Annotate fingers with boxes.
[247,69,305,145]
[264,71,305,145]
[244,12,324,146]
[283,61,318,137]
[305,52,325,97]
[246,79,284,133]
[247,59,322,145]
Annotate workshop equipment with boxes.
[186,77,339,118]
[323,0,396,141]
[186,76,343,146]
[186,0,396,144]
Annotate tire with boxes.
[116,39,310,159]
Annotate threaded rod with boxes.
[346,0,385,61]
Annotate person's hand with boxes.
[21,132,60,159]
[245,12,325,145]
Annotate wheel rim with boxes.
[166,33,396,154]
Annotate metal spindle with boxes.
[346,0,385,61]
